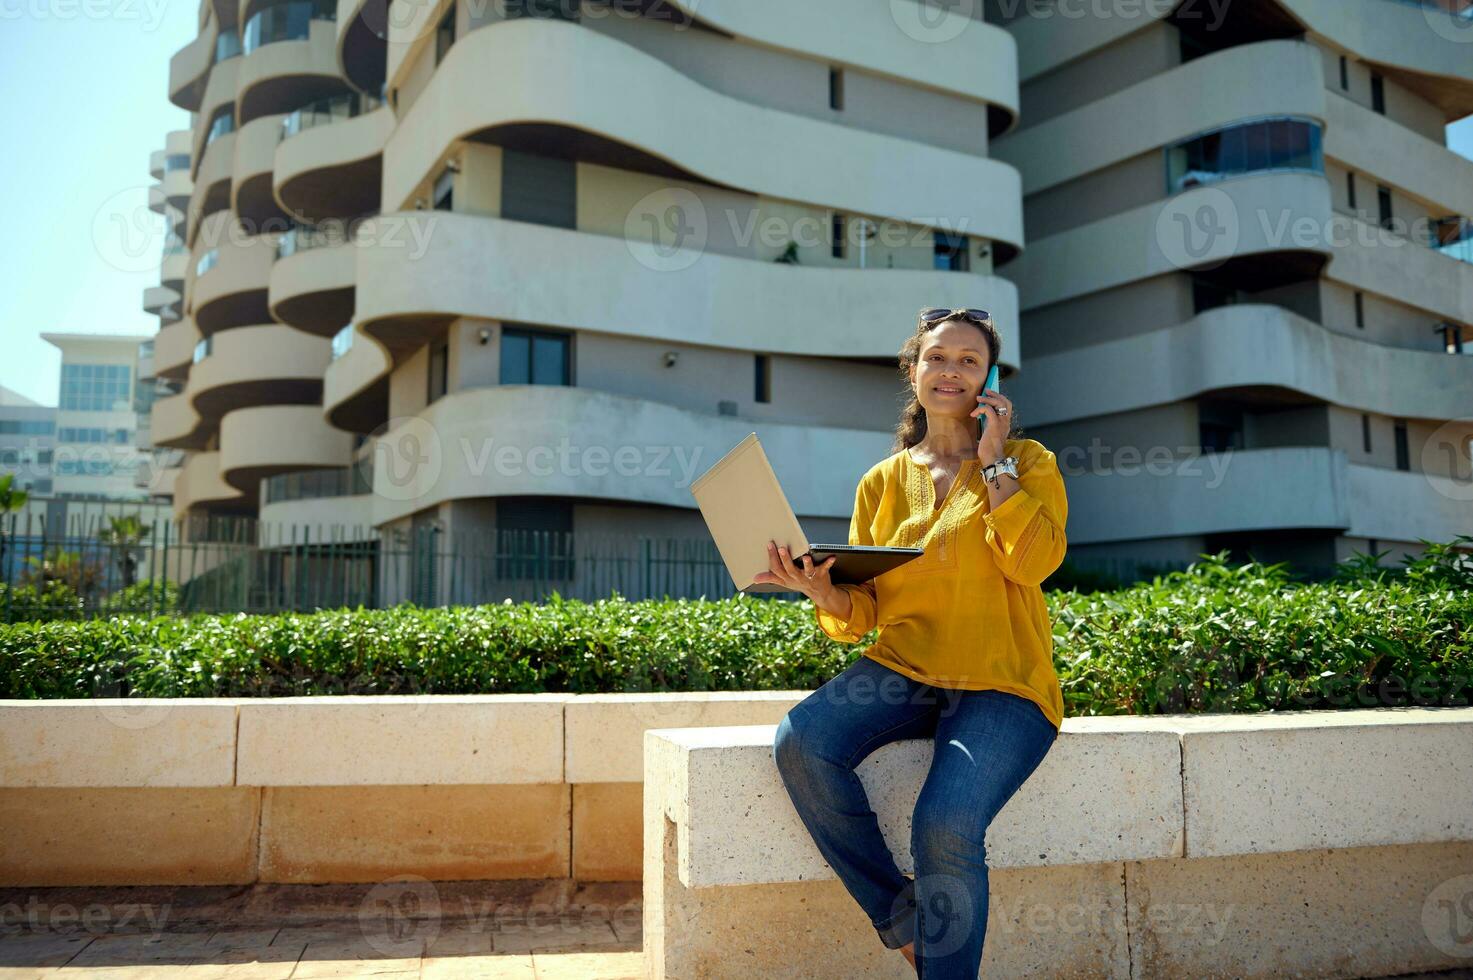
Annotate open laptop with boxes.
[690,432,924,594]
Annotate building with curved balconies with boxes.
[988,0,1473,573]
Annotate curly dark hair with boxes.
[893,308,1020,454]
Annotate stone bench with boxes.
[0,692,806,886]
[642,708,1473,979]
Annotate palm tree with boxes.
[97,515,152,589]
[0,475,27,581]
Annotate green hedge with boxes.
[1,540,1469,716]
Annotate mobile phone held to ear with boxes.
[978,364,1000,435]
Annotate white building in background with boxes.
[0,385,55,496]
[41,334,154,502]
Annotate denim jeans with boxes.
[772,655,1058,978]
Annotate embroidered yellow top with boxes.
[813,437,1068,731]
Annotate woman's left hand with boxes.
[971,387,1012,464]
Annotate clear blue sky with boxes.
[0,16,1470,407]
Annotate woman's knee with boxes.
[772,711,809,776]
[911,806,987,867]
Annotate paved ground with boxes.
[0,880,644,979]
[2,881,1471,979]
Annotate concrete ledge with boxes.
[0,699,242,788]
[237,694,571,786]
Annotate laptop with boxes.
[689,432,924,594]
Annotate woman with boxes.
[755,307,1067,978]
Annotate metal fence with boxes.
[0,497,770,621]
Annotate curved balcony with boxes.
[268,228,356,335]
[1065,447,1351,546]
[1348,460,1473,546]
[168,20,218,111]
[1005,171,1334,311]
[191,214,280,333]
[367,384,896,526]
[160,166,193,213]
[1325,92,1473,231]
[173,451,251,517]
[322,325,389,434]
[191,57,241,177]
[275,97,389,221]
[1010,305,1473,426]
[219,404,355,492]
[384,19,1024,260]
[335,0,385,95]
[1327,213,1473,326]
[1011,0,1473,115]
[385,0,1019,136]
[188,324,331,420]
[154,318,202,380]
[143,285,181,317]
[152,392,212,451]
[994,40,1325,196]
[231,112,291,227]
[187,132,236,246]
[237,16,347,125]
[353,211,1021,367]
[161,249,189,291]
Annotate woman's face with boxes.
[910,319,993,420]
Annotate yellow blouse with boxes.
[813,437,1068,731]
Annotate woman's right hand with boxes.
[752,540,838,599]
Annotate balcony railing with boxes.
[1429,216,1473,267]
[281,91,384,140]
[276,220,353,259]
[1166,116,1324,195]
[242,0,336,55]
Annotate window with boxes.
[1371,72,1385,114]
[754,354,771,403]
[432,167,454,211]
[496,497,573,580]
[427,336,449,404]
[500,327,571,385]
[0,420,55,436]
[501,149,576,229]
[214,27,241,62]
[59,364,132,412]
[205,106,235,147]
[1361,413,1372,454]
[1354,291,1365,329]
[1377,185,1393,231]
[1346,172,1356,211]
[1437,321,1464,354]
[1338,56,1348,91]
[830,213,846,259]
[829,67,844,111]
[1165,116,1323,193]
[934,231,970,272]
[1394,419,1409,471]
[56,428,130,444]
[435,7,455,65]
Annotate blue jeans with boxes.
[772,655,1058,978]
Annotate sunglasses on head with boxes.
[920,307,991,326]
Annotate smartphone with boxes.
[978,365,1000,435]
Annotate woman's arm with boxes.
[813,473,881,642]
[980,443,1068,587]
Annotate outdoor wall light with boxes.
[663,351,679,367]
[478,327,491,345]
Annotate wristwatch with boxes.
[982,455,1019,488]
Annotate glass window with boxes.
[933,231,969,272]
[500,327,570,385]
[1166,117,1323,193]
[214,28,241,62]
[59,364,133,412]
[427,336,449,403]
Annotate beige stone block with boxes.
[0,787,260,886]
[256,784,570,883]
[237,695,569,786]
[564,692,807,784]
[1126,840,1473,978]
[571,782,643,882]
[644,721,1182,888]
[644,802,1130,979]
[1174,707,1473,857]
[0,700,240,787]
